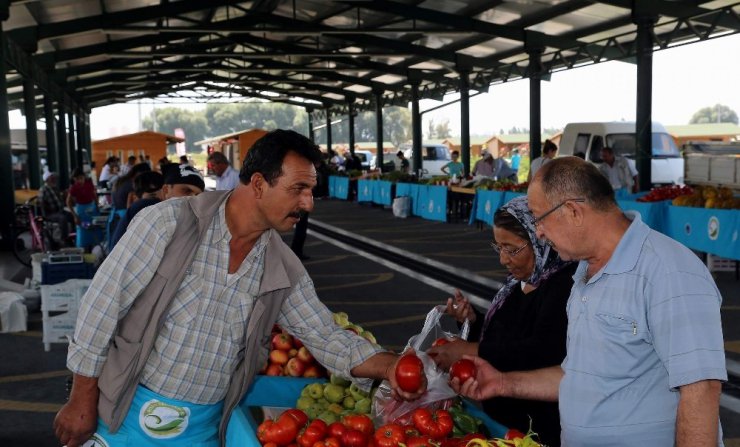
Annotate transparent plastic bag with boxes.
[371,306,470,426]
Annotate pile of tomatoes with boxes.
[636,185,694,202]
[257,408,486,447]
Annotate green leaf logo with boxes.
[139,399,190,439]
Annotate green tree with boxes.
[689,104,738,125]
[142,107,209,153]
[434,119,452,139]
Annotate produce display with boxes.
[670,185,739,209]
[295,376,374,423]
[636,185,694,202]
[260,326,328,378]
[474,179,528,192]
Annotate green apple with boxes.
[329,374,351,388]
[323,384,346,404]
[342,396,356,410]
[317,411,338,425]
[343,324,363,335]
[360,330,377,344]
[307,383,324,400]
[354,398,371,414]
[349,383,369,402]
[296,396,314,412]
[327,403,344,415]
[333,312,349,326]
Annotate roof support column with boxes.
[0,14,16,248]
[57,104,69,189]
[85,112,92,155]
[527,36,544,162]
[67,111,77,170]
[75,111,85,169]
[410,82,422,175]
[23,77,40,189]
[459,70,471,176]
[44,95,58,176]
[306,109,314,143]
[347,97,355,156]
[325,107,332,154]
[374,90,384,171]
[634,11,656,191]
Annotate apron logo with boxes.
[707,216,719,241]
[139,399,190,439]
[82,433,110,447]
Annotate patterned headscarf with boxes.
[480,196,572,339]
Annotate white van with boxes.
[400,143,452,177]
[558,121,684,185]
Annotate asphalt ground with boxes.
[0,197,738,445]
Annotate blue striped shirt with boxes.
[559,212,726,446]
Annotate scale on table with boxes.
[47,249,85,264]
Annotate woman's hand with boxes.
[445,290,476,324]
[427,338,478,371]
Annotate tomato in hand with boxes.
[431,337,449,347]
[504,428,526,440]
[373,424,406,447]
[342,414,374,436]
[395,354,424,392]
[449,359,476,384]
[411,408,454,440]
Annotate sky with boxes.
[8,33,740,140]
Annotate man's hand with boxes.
[427,339,477,371]
[449,355,504,401]
[53,374,99,447]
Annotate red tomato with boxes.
[341,414,374,436]
[258,418,300,446]
[411,408,454,440]
[327,422,346,440]
[342,428,369,447]
[373,424,406,447]
[313,437,342,447]
[449,359,476,383]
[405,437,438,447]
[282,409,309,430]
[402,425,421,438]
[431,337,449,347]
[395,354,424,392]
[504,428,526,440]
[297,423,327,447]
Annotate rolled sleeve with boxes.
[67,204,175,377]
[278,273,383,389]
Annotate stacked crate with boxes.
[40,279,91,351]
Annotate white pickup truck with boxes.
[558,121,684,185]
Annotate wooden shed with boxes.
[441,137,489,158]
[665,123,740,147]
[92,130,183,176]
[194,128,268,169]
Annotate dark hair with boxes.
[451,150,460,156]
[601,146,614,155]
[134,171,164,198]
[208,151,229,165]
[493,208,529,242]
[538,156,616,211]
[71,167,85,178]
[113,162,151,191]
[239,129,322,185]
[543,139,558,154]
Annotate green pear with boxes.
[323,384,346,404]
[333,312,349,326]
[317,411,338,425]
[342,396,356,410]
[307,383,324,400]
[327,403,344,415]
[349,383,369,402]
[296,396,315,412]
[354,398,371,414]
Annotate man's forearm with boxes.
[503,365,562,402]
[350,351,397,381]
[676,380,721,446]
[70,374,100,405]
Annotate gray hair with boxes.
[535,156,616,212]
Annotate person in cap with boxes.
[108,165,205,250]
[472,150,495,177]
[39,171,74,248]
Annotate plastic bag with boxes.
[371,306,470,426]
[392,196,411,218]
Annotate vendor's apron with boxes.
[84,385,222,447]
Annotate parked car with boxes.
[400,143,452,177]
[353,150,374,171]
[558,121,684,184]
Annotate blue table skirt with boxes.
[664,205,739,260]
[329,176,350,200]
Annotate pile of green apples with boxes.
[295,375,376,424]
[333,312,379,347]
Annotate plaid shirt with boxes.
[67,197,380,404]
[38,184,65,216]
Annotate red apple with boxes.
[269,349,289,365]
[289,348,299,358]
[303,365,321,378]
[286,357,307,377]
[272,333,294,351]
[297,346,314,363]
[265,363,283,376]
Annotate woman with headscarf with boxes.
[428,196,576,446]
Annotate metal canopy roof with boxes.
[3,0,739,117]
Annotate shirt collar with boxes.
[214,196,269,260]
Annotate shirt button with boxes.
[581,296,587,302]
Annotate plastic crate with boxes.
[40,283,78,312]
[41,261,95,285]
[225,376,508,447]
[42,311,77,346]
[707,254,737,272]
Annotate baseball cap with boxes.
[43,171,57,182]
[163,164,205,191]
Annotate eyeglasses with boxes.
[532,198,586,228]
[489,240,529,257]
